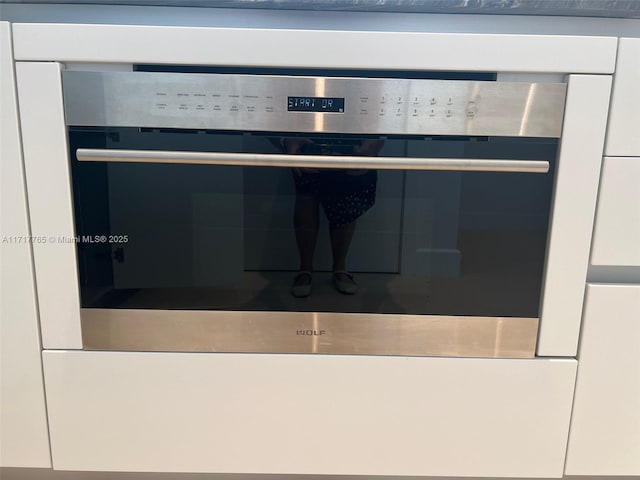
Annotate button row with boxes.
[360,108,478,118]
[155,103,479,118]
[155,103,275,113]
[156,92,273,100]
[362,96,457,106]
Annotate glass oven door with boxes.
[69,127,557,357]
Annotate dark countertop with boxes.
[2,0,640,19]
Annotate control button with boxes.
[379,107,385,116]
[396,96,403,104]
[446,109,453,117]
[395,107,402,117]
[213,105,222,111]
[466,100,478,117]
[265,106,274,113]
[230,105,239,112]
[380,96,387,104]
[412,96,419,104]
[195,104,205,111]
[360,109,368,115]
[360,96,369,103]
[411,108,419,117]
[246,106,255,112]
[178,104,189,110]
[430,97,437,105]
[447,97,453,105]
[155,103,167,110]
[429,109,436,117]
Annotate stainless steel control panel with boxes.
[63,71,567,137]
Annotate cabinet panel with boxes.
[0,22,51,467]
[16,61,82,349]
[566,283,640,475]
[12,24,617,73]
[44,352,576,477]
[591,157,640,266]
[537,74,611,356]
[606,38,640,157]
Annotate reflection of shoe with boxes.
[291,271,313,298]
[332,270,358,295]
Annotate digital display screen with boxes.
[288,97,345,113]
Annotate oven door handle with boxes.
[76,149,549,173]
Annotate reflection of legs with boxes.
[294,194,320,273]
[329,221,356,271]
[330,221,358,294]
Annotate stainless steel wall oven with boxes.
[63,67,567,358]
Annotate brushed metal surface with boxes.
[76,148,550,173]
[63,71,567,137]
[81,309,539,358]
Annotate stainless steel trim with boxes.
[81,309,539,358]
[62,71,567,138]
[76,148,550,173]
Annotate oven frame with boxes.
[14,24,613,359]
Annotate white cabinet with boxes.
[567,36,640,478]
[606,38,640,157]
[566,283,640,476]
[0,21,51,468]
[591,157,640,266]
[43,352,577,477]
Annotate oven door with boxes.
[68,126,557,358]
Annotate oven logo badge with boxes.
[296,329,326,336]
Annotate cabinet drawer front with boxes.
[44,352,576,477]
[591,157,640,266]
[606,38,640,157]
[566,283,640,475]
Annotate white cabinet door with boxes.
[606,38,640,157]
[43,352,576,477]
[591,157,640,266]
[566,283,640,476]
[0,22,51,467]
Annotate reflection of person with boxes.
[282,138,383,298]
